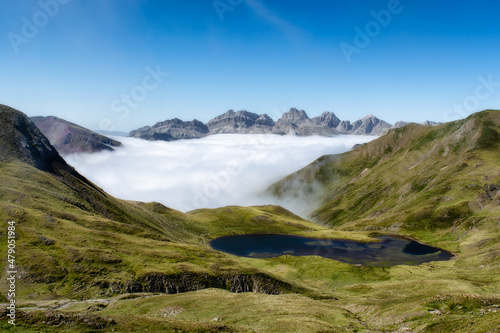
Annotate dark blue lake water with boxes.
[210,234,453,267]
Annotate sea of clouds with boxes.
[65,134,375,217]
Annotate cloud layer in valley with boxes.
[65,134,375,217]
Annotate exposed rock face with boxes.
[312,111,341,128]
[132,272,289,295]
[275,108,310,125]
[207,110,275,134]
[31,116,122,155]
[334,116,393,135]
[0,105,70,174]
[129,118,209,141]
[129,108,396,141]
[348,115,393,135]
[273,108,309,134]
[255,114,275,127]
[272,109,392,136]
[336,120,353,133]
[273,108,341,136]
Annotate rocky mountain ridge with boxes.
[128,108,398,141]
[31,116,122,154]
[129,118,209,141]
[0,105,71,174]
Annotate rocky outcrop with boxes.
[129,108,396,141]
[129,118,209,141]
[273,110,392,136]
[105,272,292,295]
[336,120,353,133]
[348,115,393,135]
[207,110,275,134]
[272,108,335,136]
[140,272,288,295]
[31,116,122,155]
[0,105,71,174]
[312,111,341,128]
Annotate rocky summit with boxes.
[129,107,395,141]
[207,110,275,134]
[129,118,209,141]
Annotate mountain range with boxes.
[129,108,405,141]
[0,103,499,332]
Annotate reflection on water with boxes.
[210,234,453,267]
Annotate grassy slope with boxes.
[0,160,366,331]
[1,110,499,332]
[268,110,500,331]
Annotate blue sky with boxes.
[1,0,500,131]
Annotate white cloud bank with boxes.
[65,134,376,217]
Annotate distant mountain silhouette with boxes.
[129,108,397,141]
[31,116,122,155]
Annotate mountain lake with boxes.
[210,234,453,267]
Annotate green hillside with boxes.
[271,110,499,233]
[269,110,500,331]
[1,105,499,332]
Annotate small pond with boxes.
[210,234,453,267]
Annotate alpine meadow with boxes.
[1,1,500,332]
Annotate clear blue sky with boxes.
[1,0,500,131]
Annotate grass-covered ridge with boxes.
[1,106,499,332]
[267,110,500,331]
[271,110,500,231]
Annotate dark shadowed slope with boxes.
[0,105,70,174]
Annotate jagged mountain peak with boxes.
[281,108,310,121]
[129,108,394,141]
[130,117,209,141]
[313,111,341,128]
[356,114,380,123]
[205,109,273,134]
[349,114,392,135]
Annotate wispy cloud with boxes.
[65,134,375,216]
[244,0,305,41]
